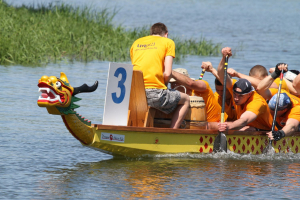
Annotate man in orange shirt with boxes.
[130,23,189,129]
[217,47,275,132]
[257,63,300,141]
[265,93,300,141]
[199,61,237,121]
[170,68,227,129]
[214,78,237,121]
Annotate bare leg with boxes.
[170,93,190,129]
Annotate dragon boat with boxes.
[37,63,300,157]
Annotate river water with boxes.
[1,0,300,199]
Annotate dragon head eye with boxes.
[56,81,62,89]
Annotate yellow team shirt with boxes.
[229,85,275,130]
[130,35,175,89]
[274,78,289,93]
[214,79,237,121]
[193,80,228,122]
[269,89,300,128]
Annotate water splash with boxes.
[150,150,300,162]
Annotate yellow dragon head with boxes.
[37,72,98,115]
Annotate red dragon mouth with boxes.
[37,82,65,104]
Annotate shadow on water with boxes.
[38,152,300,199]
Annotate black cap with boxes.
[233,79,255,95]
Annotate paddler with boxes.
[199,62,237,121]
[130,22,190,129]
[170,67,228,129]
[257,63,300,141]
[217,47,275,132]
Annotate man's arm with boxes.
[254,75,273,100]
[284,77,299,95]
[257,63,288,100]
[164,56,173,84]
[228,111,258,130]
[269,67,298,94]
[267,118,299,141]
[217,47,233,89]
[282,118,300,136]
[201,62,221,82]
[227,68,278,89]
[283,77,300,96]
[218,111,258,131]
[171,70,207,92]
[293,74,300,94]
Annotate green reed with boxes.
[0,1,221,66]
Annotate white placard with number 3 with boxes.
[103,63,133,126]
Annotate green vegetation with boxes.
[0,1,221,66]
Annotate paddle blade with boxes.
[213,133,227,153]
[262,143,275,155]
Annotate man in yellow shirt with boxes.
[170,68,228,129]
[217,47,275,132]
[130,23,189,129]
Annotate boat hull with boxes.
[90,129,215,157]
[86,125,300,157]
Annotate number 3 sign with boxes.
[103,63,133,126]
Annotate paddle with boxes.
[213,56,228,153]
[262,69,284,154]
[199,69,206,80]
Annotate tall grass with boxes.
[0,1,221,66]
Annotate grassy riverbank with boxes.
[0,1,221,66]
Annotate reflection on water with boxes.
[38,153,300,199]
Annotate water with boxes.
[2,0,300,199]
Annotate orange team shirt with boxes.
[269,88,300,128]
[214,92,237,121]
[130,35,175,89]
[273,78,289,93]
[193,80,228,122]
[214,79,237,121]
[229,85,275,131]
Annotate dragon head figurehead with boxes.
[37,72,98,115]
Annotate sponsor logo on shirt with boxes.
[137,42,155,48]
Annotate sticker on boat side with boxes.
[101,132,125,143]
